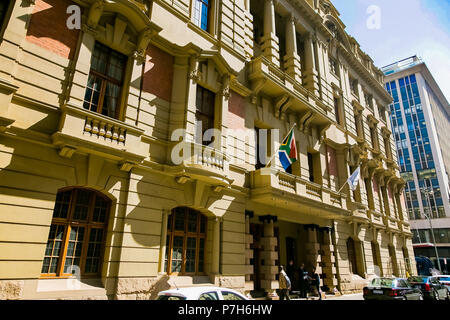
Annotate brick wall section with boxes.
[142,45,174,102]
[227,91,245,129]
[26,0,80,60]
[372,177,379,194]
[327,146,338,177]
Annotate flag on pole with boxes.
[278,129,298,172]
[347,167,361,191]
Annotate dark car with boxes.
[408,276,449,300]
[363,277,423,300]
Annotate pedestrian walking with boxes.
[286,260,297,292]
[298,263,308,298]
[278,265,291,301]
[312,268,322,300]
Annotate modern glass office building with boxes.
[383,56,450,272]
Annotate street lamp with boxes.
[421,188,442,273]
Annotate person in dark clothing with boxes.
[312,268,322,300]
[298,263,308,298]
[286,260,296,292]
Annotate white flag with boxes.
[347,167,361,191]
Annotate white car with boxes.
[157,286,250,300]
[435,275,450,292]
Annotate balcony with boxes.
[250,168,348,219]
[347,202,370,222]
[52,104,147,163]
[167,141,232,188]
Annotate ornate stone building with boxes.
[0,0,415,299]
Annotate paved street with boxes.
[325,293,364,300]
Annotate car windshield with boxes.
[157,295,187,300]
[370,278,395,288]
[408,276,427,283]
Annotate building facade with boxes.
[0,0,415,300]
[383,56,450,272]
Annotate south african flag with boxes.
[279,129,297,173]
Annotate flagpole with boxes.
[265,123,297,168]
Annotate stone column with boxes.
[261,0,280,66]
[304,225,321,273]
[259,215,279,298]
[211,217,220,275]
[320,228,338,292]
[283,15,302,82]
[158,209,170,273]
[303,34,320,97]
[245,211,254,293]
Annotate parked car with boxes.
[363,277,423,300]
[157,286,250,300]
[408,276,450,300]
[434,275,450,292]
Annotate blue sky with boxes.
[332,0,450,102]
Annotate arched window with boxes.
[164,207,207,275]
[347,237,358,275]
[41,189,111,277]
[371,241,382,275]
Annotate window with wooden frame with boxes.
[83,42,128,120]
[195,85,215,145]
[41,189,111,278]
[193,0,211,32]
[0,0,12,40]
[164,207,207,275]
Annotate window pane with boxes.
[198,238,205,273]
[92,196,108,223]
[171,236,183,272]
[199,292,219,300]
[174,209,186,231]
[53,191,71,219]
[72,190,91,221]
[221,291,245,300]
[41,224,65,274]
[185,237,197,273]
[63,226,85,274]
[188,210,198,233]
[84,228,103,273]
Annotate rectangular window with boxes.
[329,57,339,76]
[334,97,342,125]
[307,152,314,183]
[83,42,127,119]
[349,77,358,97]
[370,126,378,149]
[255,127,271,170]
[365,92,373,110]
[195,85,215,145]
[193,0,211,31]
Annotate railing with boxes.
[171,141,228,173]
[84,117,126,144]
[252,169,348,212]
[53,104,146,160]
